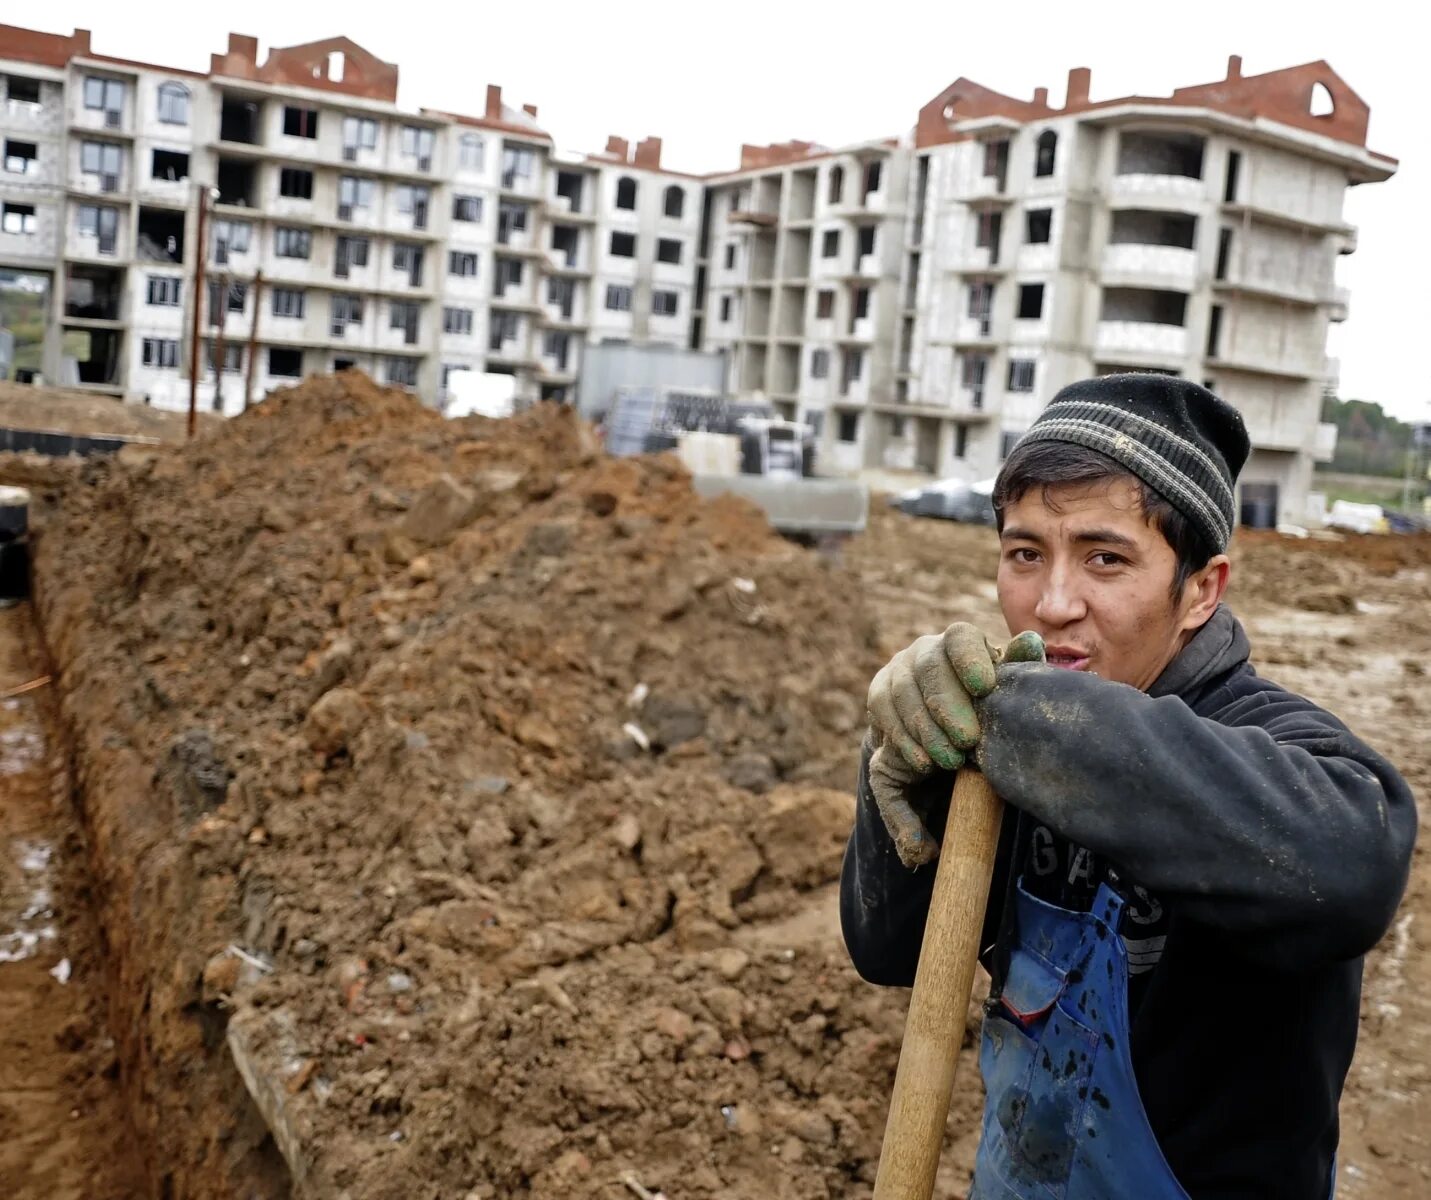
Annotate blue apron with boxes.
[970,878,1189,1199]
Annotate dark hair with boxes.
[992,439,1216,598]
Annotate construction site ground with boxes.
[0,374,1424,1197]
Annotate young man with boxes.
[841,375,1417,1199]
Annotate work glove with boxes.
[865,624,1045,867]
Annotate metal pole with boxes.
[186,185,211,440]
[212,272,229,415]
[244,270,263,411]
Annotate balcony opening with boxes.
[1,202,36,234]
[840,348,864,394]
[69,327,123,384]
[664,184,685,219]
[1101,287,1188,326]
[64,265,124,320]
[1206,304,1224,358]
[551,224,579,267]
[975,209,1002,264]
[6,76,42,107]
[494,257,524,299]
[1025,208,1052,244]
[960,354,988,410]
[862,160,882,201]
[151,148,189,183]
[219,96,262,145]
[498,201,530,245]
[1117,131,1205,178]
[544,330,571,371]
[279,167,314,200]
[837,410,859,443]
[615,176,638,211]
[967,281,994,335]
[389,300,420,345]
[1017,283,1045,319]
[268,347,303,377]
[858,225,876,258]
[546,276,575,319]
[1215,228,1233,280]
[555,170,585,212]
[283,106,319,139]
[983,139,1010,191]
[1034,130,1057,178]
[137,207,186,264]
[1108,209,1197,248]
[852,285,870,326]
[217,158,257,207]
[828,164,844,206]
[4,139,37,174]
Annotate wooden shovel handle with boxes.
[872,769,1004,1200]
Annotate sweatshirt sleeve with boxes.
[976,662,1418,970]
[840,737,1017,986]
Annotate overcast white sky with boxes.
[32,0,1428,421]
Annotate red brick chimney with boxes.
[605,135,630,161]
[485,84,502,119]
[522,103,538,118]
[1033,87,1049,108]
[1226,54,1243,80]
[1066,67,1091,109]
[634,136,662,169]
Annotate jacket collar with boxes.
[1148,603,1250,700]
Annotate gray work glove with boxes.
[865,623,1045,867]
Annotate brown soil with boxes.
[0,380,217,442]
[0,606,145,1198]
[11,374,1428,1197]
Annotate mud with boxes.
[11,374,1428,1197]
[0,605,145,1199]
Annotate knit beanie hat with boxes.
[1012,374,1251,552]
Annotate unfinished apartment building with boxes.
[699,140,910,471]
[0,24,700,413]
[888,58,1393,522]
[694,59,1393,522]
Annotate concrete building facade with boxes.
[0,26,699,416]
[0,28,1396,522]
[687,59,1392,523]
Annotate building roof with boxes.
[917,57,1397,170]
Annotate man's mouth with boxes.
[1044,646,1091,671]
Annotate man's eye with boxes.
[1091,552,1125,567]
[1009,548,1039,564]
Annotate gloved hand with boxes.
[865,624,1045,867]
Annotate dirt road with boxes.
[0,605,143,1199]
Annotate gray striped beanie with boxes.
[1012,374,1250,552]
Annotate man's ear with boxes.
[1180,554,1230,631]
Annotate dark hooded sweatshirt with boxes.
[840,606,1417,1199]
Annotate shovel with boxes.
[872,769,1003,1199]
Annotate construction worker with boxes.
[841,375,1417,1199]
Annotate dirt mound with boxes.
[1227,530,1431,616]
[32,373,950,1198]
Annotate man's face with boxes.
[996,478,1228,691]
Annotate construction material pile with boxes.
[36,373,983,1198]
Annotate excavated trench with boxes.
[0,601,147,1197]
[0,584,291,1199]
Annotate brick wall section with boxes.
[917,58,1384,156]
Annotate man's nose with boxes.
[1034,564,1087,626]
